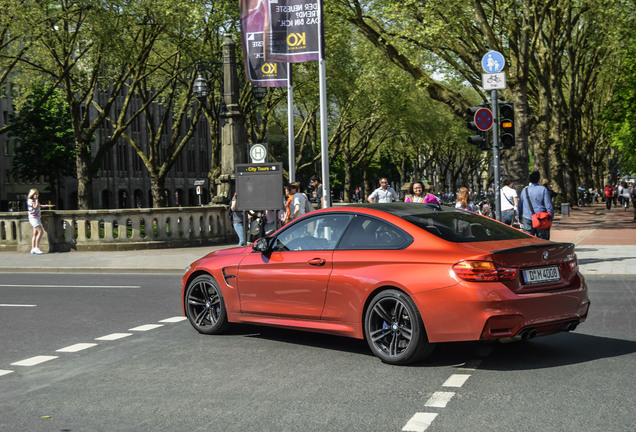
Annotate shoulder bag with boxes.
[525,187,552,229]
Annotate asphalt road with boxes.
[0,273,634,432]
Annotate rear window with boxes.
[402,211,529,243]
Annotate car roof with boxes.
[333,202,449,217]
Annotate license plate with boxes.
[522,266,560,284]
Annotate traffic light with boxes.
[499,101,515,148]
[466,104,491,151]
[468,132,489,150]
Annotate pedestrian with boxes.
[404,181,425,203]
[455,187,477,212]
[500,176,519,226]
[367,177,399,203]
[630,182,636,221]
[517,171,554,240]
[284,182,313,224]
[27,188,44,254]
[230,193,246,246]
[541,179,558,204]
[604,182,614,210]
[310,174,324,208]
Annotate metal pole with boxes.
[491,90,501,221]
[287,64,295,183]
[318,3,330,207]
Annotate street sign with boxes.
[482,72,506,90]
[481,51,505,73]
[193,179,206,186]
[250,143,267,163]
[473,108,493,131]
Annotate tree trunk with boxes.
[150,173,166,208]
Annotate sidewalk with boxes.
[1,202,634,275]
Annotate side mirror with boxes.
[252,237,269,253]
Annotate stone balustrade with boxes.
[0,206,233,252]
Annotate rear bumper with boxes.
[415,277,590,343]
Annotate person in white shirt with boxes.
[500,176,519,225]
[368,177,399,203]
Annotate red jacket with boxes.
[605,186,614,197]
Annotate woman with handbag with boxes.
[517,171,554,240]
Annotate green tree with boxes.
[9,83,76,206]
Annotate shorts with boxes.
[29,217,42,228]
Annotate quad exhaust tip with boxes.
[520,328,537,341]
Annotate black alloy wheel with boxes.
[364,289,434,365]
[185,274,229,334]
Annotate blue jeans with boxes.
[522,218,550,240]
[233,222,245,246]
[501,210,514,225]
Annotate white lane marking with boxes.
[11,356,58,366]
[0,370,14,377]
[402,413,438,432]
[159,316,187,323]
[95,333,132,341]
[424,391,455,408]
[56,343,98,353]
[0,284,140,289]
[129,324,163,331]
[0,304,37,307]
[442,374,471,388]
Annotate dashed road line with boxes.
[159,316,187,323]
[0,304,37,307]
[129,324,163,331]
[402,413,438,432]
[95,333,132,341]
[2,316,187,378]
[11,355,58,367]
[442,374,471,388]
[424,391,455,408]
[56,343,98,353]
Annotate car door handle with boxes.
[307,258,326,266]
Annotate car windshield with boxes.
[402,211,530,243]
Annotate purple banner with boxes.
[240,0,288,87]
[263,0,321,63]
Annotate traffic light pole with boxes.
[491,90,502,222]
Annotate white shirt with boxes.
[501,186,518,211]
[292,193,308,219]
[369,187,398,203]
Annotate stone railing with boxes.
[0,206,233,253]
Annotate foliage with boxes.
[9,83,76,205]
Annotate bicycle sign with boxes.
[474,108,493,131]
[482,72,506,90]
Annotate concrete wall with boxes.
[0,206,232,252]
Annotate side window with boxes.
[271,214,353,251]
[337,216,412,250]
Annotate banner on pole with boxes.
[240,0,288,87]
[263,0,322,63]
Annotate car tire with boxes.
[364,289,434,365]
[184,274,229,335]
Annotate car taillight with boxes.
[567,256,579,273]
[452,260,518,282]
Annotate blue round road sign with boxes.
[482,51,505,73]
[474,108,493,131]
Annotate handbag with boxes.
[525,187,552,229]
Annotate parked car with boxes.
[181,203,590,365]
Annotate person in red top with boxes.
[604,183,615,210]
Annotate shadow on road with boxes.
[478,332,636,371]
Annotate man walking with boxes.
[517,171,554,240]
[310,175,324,208]
[500,175,519,225]
[368,178,399,203]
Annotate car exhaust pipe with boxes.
[520,328,537,341]
[563,321,578,332]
